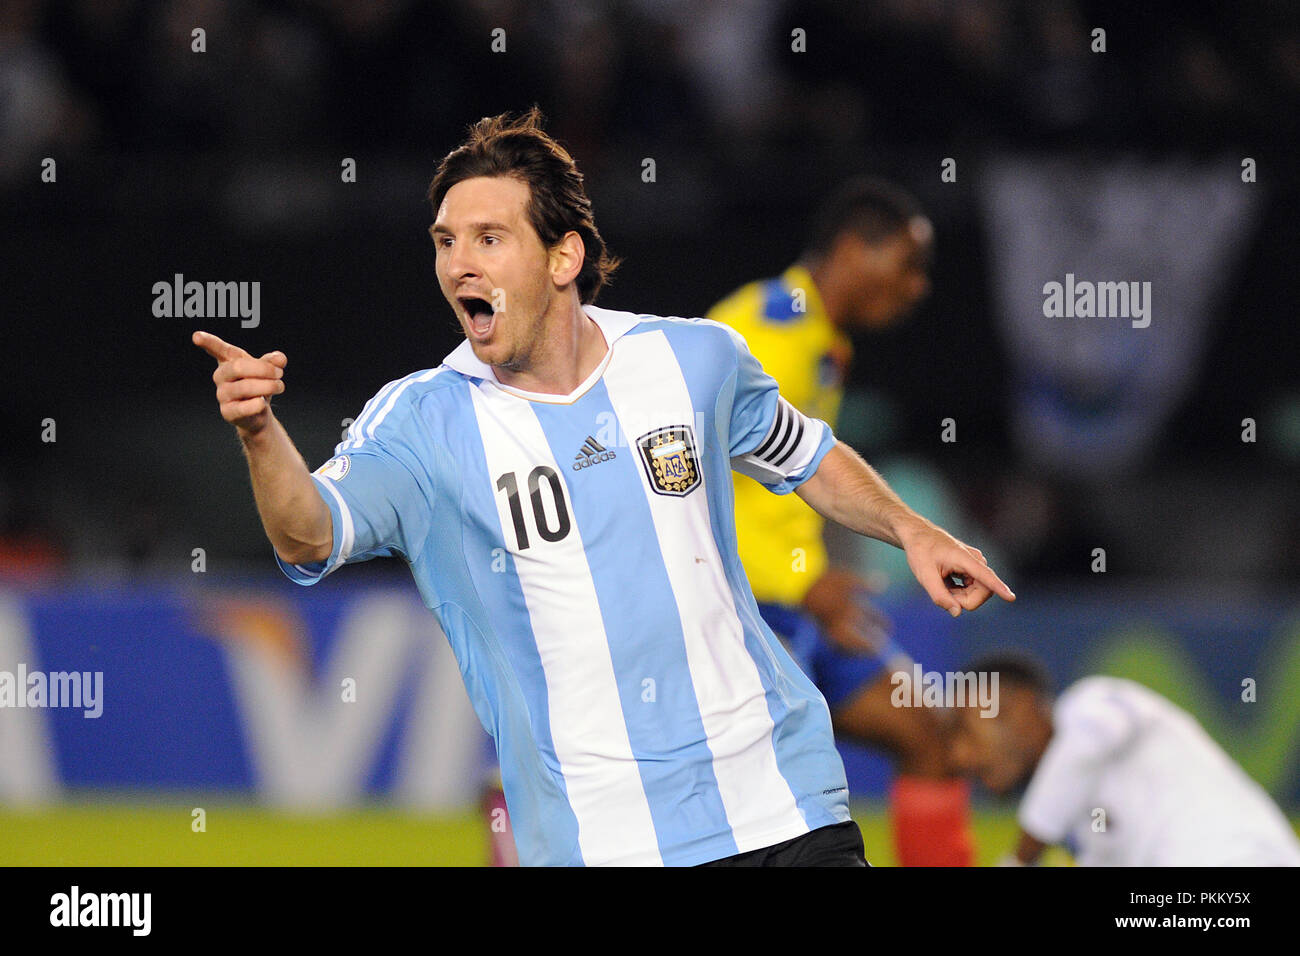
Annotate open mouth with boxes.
[458,295,496,337]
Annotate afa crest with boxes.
[636,425,701,497]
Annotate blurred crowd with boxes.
[4,0,1298,182]
[3,0,1297,582]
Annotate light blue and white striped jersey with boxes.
[279,305,852,866]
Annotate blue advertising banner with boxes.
[1,582,1296,807]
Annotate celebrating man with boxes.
[194,109,1013,866]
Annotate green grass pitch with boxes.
[0,799,1087,866]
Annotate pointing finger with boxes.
[962,561,1016,603]
[193,330,248,363]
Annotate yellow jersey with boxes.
[707,264,853,606]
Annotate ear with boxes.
[549,231,586,289]
[830,231,881,270]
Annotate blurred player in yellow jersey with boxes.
[708,177,975,866]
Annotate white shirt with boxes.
[1020,676,1300,865]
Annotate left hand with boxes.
[898,518,1015,617]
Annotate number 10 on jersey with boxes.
[495,466,572,550]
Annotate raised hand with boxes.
[898,518,1015,617]
[192,330,287,436]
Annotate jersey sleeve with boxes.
[276,389,434,585]
[723,324,836,495]
[1017,681,1140,844]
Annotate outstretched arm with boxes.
[794,441,1014,617]
[193,330,332,566]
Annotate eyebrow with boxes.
[430,220,512,235]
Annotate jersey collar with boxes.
[441,304,642,404]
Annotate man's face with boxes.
[431,176,555,370]
[948,685,1047,795]
[838,216,933,330]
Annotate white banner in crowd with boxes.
[979,154,1260,479]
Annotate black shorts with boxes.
[697,821,869,867]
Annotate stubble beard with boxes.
[491,302,548,375]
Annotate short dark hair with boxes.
[427,107,619,304]
[804,176,926,258]
[963,649,1054,698]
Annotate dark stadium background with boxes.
[1,0,1298,865]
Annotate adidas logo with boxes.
[572,435,617,471]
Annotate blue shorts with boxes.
[757,601,901,711]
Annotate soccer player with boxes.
[950,651,1300,866]
[193,108,1014,866]
[708,178,978,866]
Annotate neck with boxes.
[804,258,848,330]
[494,299,607,395]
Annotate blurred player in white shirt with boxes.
[950,651,1300,866]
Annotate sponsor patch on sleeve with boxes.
[314,455,350,481]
